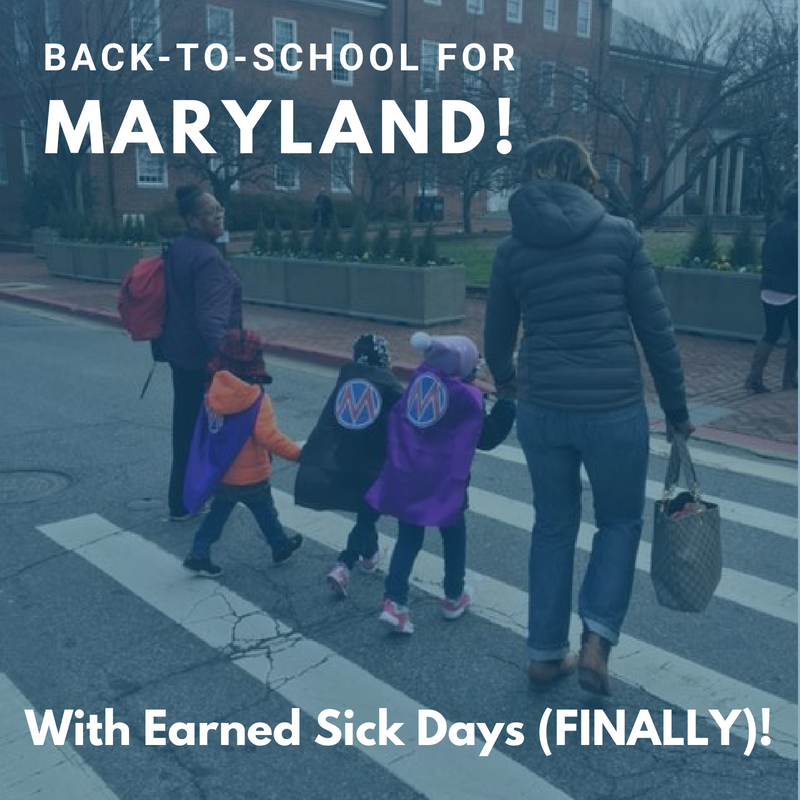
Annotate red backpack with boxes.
[117,254,166,341]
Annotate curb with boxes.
[1,288,796,463]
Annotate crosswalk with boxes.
[13,437,800,798]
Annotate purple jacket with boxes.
[159,232,242,370]
[366,365,484,527]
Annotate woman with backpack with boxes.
[158,185,242,521]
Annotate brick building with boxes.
[0,0,740,233]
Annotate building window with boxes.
[572,67,588,113]
[332,29,354,85]
[640,155,650,182]
[506,0,522,23]
[640,76,653,122]
[577,0,591,38]
[540,61,556,107]
[275,161,299,191]
[331,145,353,193]
[503,56,520,101]
[466,0,484,14]
[611,76,625,104]
[130,0,160,54]
[274,18,298,76]
[543,0,558,31]
[20,120,36,179]
[668,86,682,119]
[13,1,30,64]
[209,154,239,192]
[463,47,482,96]
[207,6,234,69]
[0,128,7,184]
[136,145,167,187]
[605,155,620,184]
[44,0,61,42]
[421,40,439,93]
[418,161,438,195]
[424,0,441,5]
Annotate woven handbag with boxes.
[651,436,722,612]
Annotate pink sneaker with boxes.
[327,563,349,598]
[379,598,414,634]
[439,585,475,620]
[358,549,381,573]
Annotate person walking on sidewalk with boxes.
[183,329,302,576]
[158,185,242,521]
[483,136,694,695]
[744,181,798,393]
[294,334,404,597]
[366,332,515,634]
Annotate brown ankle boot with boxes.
[578,632,612,696]
[528,653,577,688]
[744,341,774,393]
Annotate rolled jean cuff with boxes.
[528,643,570,661]
[582,617,619,647]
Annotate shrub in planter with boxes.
[346,210,368,259]
[325,217,343,258]
[287,218,304,256]
[307,224,326,257]
[728,218,759,270]
[682,216,719,267]
[370,222,391,261]
[416,223,438,266]
[393,220,414,263]
[252,215,270,255]
[269,221,284,255]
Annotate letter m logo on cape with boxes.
[405,373,448,428]
[335,379,382,430]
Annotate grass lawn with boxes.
[437,230,738,285]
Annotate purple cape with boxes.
[366,366,483,527]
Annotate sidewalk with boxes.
[0,251,796,461]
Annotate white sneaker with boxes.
[327,563,349,598]
[358,549,382,573]
[439,585,475,620]
[379,598,414,634]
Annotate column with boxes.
[731,146,745,215]
[705,156,717,215]
[718,147,731,215]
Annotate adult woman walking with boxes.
[744,182,798,393]
[158,185,242,521]
[483,136,694,695]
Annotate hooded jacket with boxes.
[206,370,300,486]
[295,361,404,512]
[484,180,688,422]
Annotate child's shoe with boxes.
[273,534,303,565]
[439,585,474,620]
[379,598,414,634]
[327,563,350,597]
[183,554,223,577]
[358,549,381,573]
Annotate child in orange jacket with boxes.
[183,329,302,577]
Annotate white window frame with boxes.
[540,61,556,108]
[208,153,240,192]
[577,0,591,38]
[207,5,234,70]
[20,120,35,179]
[331,145,353,194]
[418,161,439,196]
[640,155,650,183]
[424,0,442,5]
[572,67,588,114]
[503,56,520,101]
[466,0,484,15]
[543,0,558,31]
[0,128,7,184]
[506,0,522,24]
[273,17,298,77]
[44,0,61,42]
[669,86,682,119]
[421,40,439,93]
[463,47,483,96]
[605,155,621,184]
[130,0,161,54]
[332,28,354,86]
[13,1,30,65]
[135,144,168,187]
[274,161,299,191]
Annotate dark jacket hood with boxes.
[509,180,605,248]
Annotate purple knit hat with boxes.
[410,331,479,379]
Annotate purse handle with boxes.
[663,435,701,502]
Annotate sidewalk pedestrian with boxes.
[744,181,798,393]
[295,334,404,597]
[484,135,694,695]
[158,185,242,522]
[183,329,302,577]
[366,332,515,634]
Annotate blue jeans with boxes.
[384,514,467,606]
[517,401,649,660]
[337,505,381,569]
[191,481,289,557]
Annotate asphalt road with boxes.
[0,301,796,800]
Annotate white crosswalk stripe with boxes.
[37,514,573,800]
[268,492,798,762]
[486,444,798,541]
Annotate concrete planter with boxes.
[657,267,762,341]
[45,241,159,283]
[32,227,58,259]
[233,255,465,326]
[105,245,160,282]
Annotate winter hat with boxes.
[410,331,479,379]
[352,333,391,368]
[211,329,272,383]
